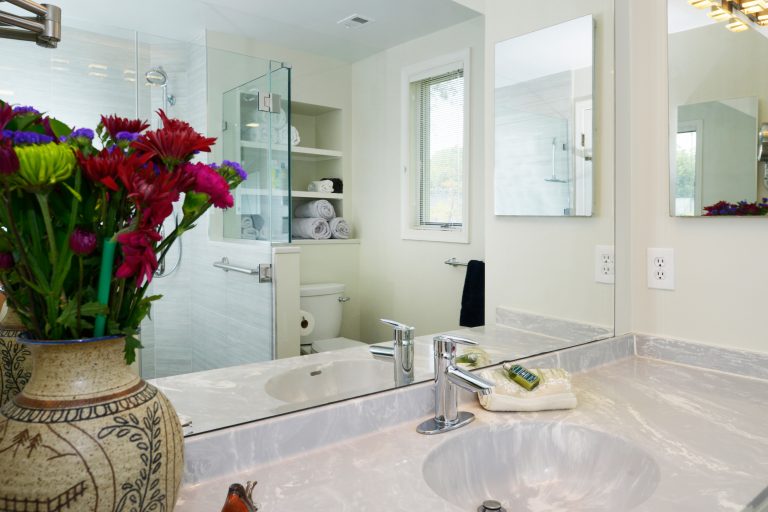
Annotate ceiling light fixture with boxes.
[693,0,768,31]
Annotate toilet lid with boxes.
[312,337,366,352]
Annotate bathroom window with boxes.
[402,50,470,243]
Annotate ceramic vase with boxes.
[0,336,184,511]
[0,306,31,407]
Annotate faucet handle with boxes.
[380,318,414,344]
[380,318,414,331]
[433,334,478,362]
[434,334,478,346]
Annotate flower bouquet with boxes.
[0,100,245,362]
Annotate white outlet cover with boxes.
[595,245,615,284]
[647,248,675,290]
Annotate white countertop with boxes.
[152,325,589,434]
[174,355,768,511]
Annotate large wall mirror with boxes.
[668,0,768,216]
[1,0,614,437]
[494,15,595,216]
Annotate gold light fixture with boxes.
[692,0,768,31]
[726,16,750,30]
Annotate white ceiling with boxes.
[55,0,481,62]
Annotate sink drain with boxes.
[478,500,506,512]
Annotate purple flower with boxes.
[1,130,54,145]
[222,160,247,180]
[69,228,97,256]
[0,138,19,174]
[12,106,39,116]
[70,128,95,140]
[0,252,14,269]
[116,131,139,142]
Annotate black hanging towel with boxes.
[460,260,485,327]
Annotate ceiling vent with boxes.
[337,14,374,29]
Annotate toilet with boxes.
[299,283,366,354]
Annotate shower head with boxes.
[145,66,168,86]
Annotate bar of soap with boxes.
[506,364,541,391]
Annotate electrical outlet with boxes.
[595,245,615,284]
[647,248,675,290]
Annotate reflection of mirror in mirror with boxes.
[668,0,768,216]
[672,98,758,216]
[494,15,595,217]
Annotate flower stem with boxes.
[35,192,58,266]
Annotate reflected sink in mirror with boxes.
[264,359,394,404]
[422,422,660,511]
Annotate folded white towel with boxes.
[294,199,335,220]
[477,367,577,412]
[292,217,331,240]
[291,125,301,146]
[308,180,334,193]
[329,217,351,239]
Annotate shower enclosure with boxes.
[0,22,290,380]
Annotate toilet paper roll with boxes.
[299,310,315,337]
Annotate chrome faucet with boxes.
[369,318,414,386]
[417,335,494,435]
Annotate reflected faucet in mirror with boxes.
[369,319,415,386]
[417,335,494,435]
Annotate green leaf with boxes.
[48,118,72,139]
[55,300,108,331]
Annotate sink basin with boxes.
[265,359,394,404]
[422,422,660,511]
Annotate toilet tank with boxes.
[300,283,345,343]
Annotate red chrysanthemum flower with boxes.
[78,147,146,191]
[119,162,194,229]
[131,110,216,169]
[116,228,162,287]
[0,138,19,175]
[185,162,234,209]
[100,114,150,140]
[0,102,14,131]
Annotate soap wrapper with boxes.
[477,367,577,412]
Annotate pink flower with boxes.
[184,162,234,209]
[0,138,19,175]
[116,229,162,287]
[69,228,97,255]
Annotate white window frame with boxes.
[401,49,471,244]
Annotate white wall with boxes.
[350,17,486,343]
[483,0,615,331]
[621,0,768,354]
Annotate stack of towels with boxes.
[476,363,578,412]
[307,180,334,193]
[292,199,352,240]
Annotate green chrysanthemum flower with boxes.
[10,143,76,190]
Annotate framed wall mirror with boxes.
[494,15,596,217]
[668,0,768,216]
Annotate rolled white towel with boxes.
[292,217,331,240]
[308,180,334,193]
[329,217,351,239]
[294,199,335,220]
[476,367,577,412]
[291,125,301,146]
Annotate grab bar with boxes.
[213,257,258,275]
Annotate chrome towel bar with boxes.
[445,258,469,267]
[213,257,258,275]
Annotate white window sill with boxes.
[401,227,469,244]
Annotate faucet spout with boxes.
[446,365,494,396]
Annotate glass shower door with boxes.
[139,49,290,380]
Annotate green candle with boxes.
[93,239,117,337]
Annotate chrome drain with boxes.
[478,500,506,512]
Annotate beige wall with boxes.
[620,0,768,353]
[483,0,615,330]
[349,17,486,343]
